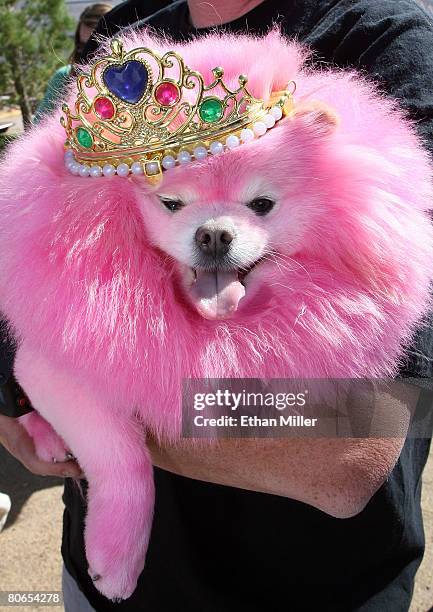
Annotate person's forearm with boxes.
[148,436,405,518]
[149,388,414,517]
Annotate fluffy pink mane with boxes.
[0,30,432,438]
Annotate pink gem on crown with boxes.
[94,96,116,120]
[154,81,180,106]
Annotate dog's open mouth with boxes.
[187,258,263,320]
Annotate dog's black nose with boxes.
[195,227,234,257]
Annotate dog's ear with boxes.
[289,100,339,137]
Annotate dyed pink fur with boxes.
[1,30,433,599]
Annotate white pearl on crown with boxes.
[252,121,267,136]
[102,163,116,177]
[270,106,283,120]
[193,146,208,160]
[210,141,223,155]
[240,128,255,143]
[225,135,240,149]
[263,113,276,128]
[89,165,102,178]
[116,163,130,177]
[131,162,143,175]
[79,165,90,177]
[162,155,176,170]
[177,150,191,164]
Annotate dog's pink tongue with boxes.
[191,269,245,319]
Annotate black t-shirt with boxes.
[82,0,173,59]
[61,0,433,610]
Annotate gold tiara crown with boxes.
[61,39,296,181]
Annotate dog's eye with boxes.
[246,198,275,216]
[160,197,184,212]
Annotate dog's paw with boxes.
[87,534,143,601]
[86,523,146,600]
[19,412,71,463]
[85,483,152,601]
[87,564,139,601]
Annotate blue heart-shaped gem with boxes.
[103,60,148,104]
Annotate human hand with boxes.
[0,413,82,478]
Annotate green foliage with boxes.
[0,0,75,126]
[0,133,17,155]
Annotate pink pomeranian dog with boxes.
[0,29,433,600]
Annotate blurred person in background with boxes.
[33,3,112,123]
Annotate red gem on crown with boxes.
[154,81,180,107]
[94,96,115,120]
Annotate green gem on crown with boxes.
[76,127,93,149]
[199,97,224,123]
